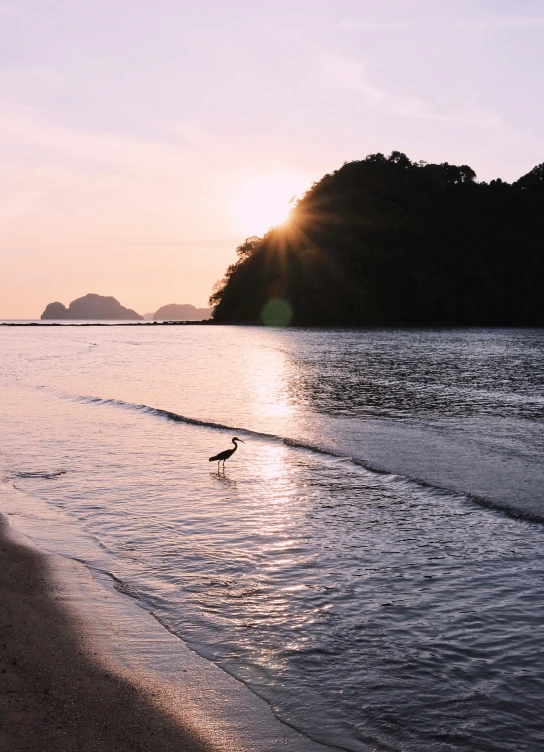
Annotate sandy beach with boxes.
[0,514,216,752]
[0,502,335,752]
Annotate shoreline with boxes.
[0,320,215,326]
[2,321,543,329]
[0,489,339,752]
[0,513,214,752]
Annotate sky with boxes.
[0,0,543,318]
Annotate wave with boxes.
[73,394,544,524]
[73,395,382,466]
[13,470,67,480]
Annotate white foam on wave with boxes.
[73,393,544,523]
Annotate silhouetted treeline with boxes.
[211,153,543,325]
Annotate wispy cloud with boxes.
[0,3,24,18]
[0,100,204,179]
[338,20,418,32]
[456,15,544,30]
[339,15,544,32]
[320,52,507,131]
[321,55,384,101]
[0,101,239,252]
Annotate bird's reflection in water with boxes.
[211,470,238,488]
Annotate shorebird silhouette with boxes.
[209,437,244,470]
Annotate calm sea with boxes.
[1,325,543,751]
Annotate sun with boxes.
[233,174,307,237]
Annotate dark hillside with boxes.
[211,153,543,326]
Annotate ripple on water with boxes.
[1,327,544,752]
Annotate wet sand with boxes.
[0,515,215,752]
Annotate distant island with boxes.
[211,153,544,326]
[39,295,213,323]
[41,294,143,321]
[153,303,212,321]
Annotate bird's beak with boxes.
[239,438,245,442]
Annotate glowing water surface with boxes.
[1,326,543,751]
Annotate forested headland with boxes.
[211,153,543,326]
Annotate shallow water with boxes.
[1,325,543,751]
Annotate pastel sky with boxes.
[1,0,543,318]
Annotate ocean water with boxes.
[1,325,543,751]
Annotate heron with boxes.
[209,437,244,470]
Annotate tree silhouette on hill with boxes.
[210,153,543,326]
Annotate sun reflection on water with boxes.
[245,341,293,422]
